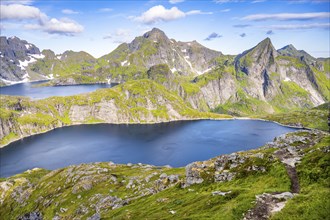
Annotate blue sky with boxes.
[1,0,329,58]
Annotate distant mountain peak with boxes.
[278,43,315,63]
[279,44,297,51]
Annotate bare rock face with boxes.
[0,36,42,83]
[235,38,278,101]
[188,72,237,110]
[184,163,205,187]
[18,212,43,220]
[232,37,326,109]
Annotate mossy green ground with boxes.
[258,103,329,131]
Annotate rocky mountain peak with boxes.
[143,28,168,41]
[253,37,277,56]
[236,38,277,70]
[234,38,278,100]
[0,36,47,83]
[278,44,299,56]
[278,44,315,64]
[281,44,296,51]
[61,50,95,61]
[0,36,40,58]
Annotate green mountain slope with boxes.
[258,102,329,131]
[1,30,329,118]
[180,39,329,116]
[0,79,230,146]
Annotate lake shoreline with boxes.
[0,117,306,149]
[0,119,299,178]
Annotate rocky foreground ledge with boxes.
[0,130,329,220]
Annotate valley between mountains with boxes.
[0,28,329,220]
[0,28,329,146]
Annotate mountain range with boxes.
[0,29,329,220]
[0,28,329,116]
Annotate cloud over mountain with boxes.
[133,5,212,24]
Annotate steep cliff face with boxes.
[186,71,237,110]
[208,38,328,114]
[235,38,278,101]
[0,80,230,146]
[141,37,328,115]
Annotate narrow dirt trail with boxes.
[285,165,300,193]
[243,130,326,220]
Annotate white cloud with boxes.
[220,8,231,12]
[41,18,84,35]
[134,5,212,24]
[1,4,84,35]
[169,0,185,4]
[242,12,330,21]
[265,23,330,30]
[186,10,213,15]
[62,9,79,15]
[98,8,113,12]
[0,4,41,20]
[135,5,185,24]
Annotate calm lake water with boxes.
[0,120,298,177]
[0,81,114,99]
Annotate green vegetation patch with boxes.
[259,106,329,131]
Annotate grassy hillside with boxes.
[257,103,329,131]
[0,79,231,146]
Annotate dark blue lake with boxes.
[0,120,298,177]
[0,81,114,99]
